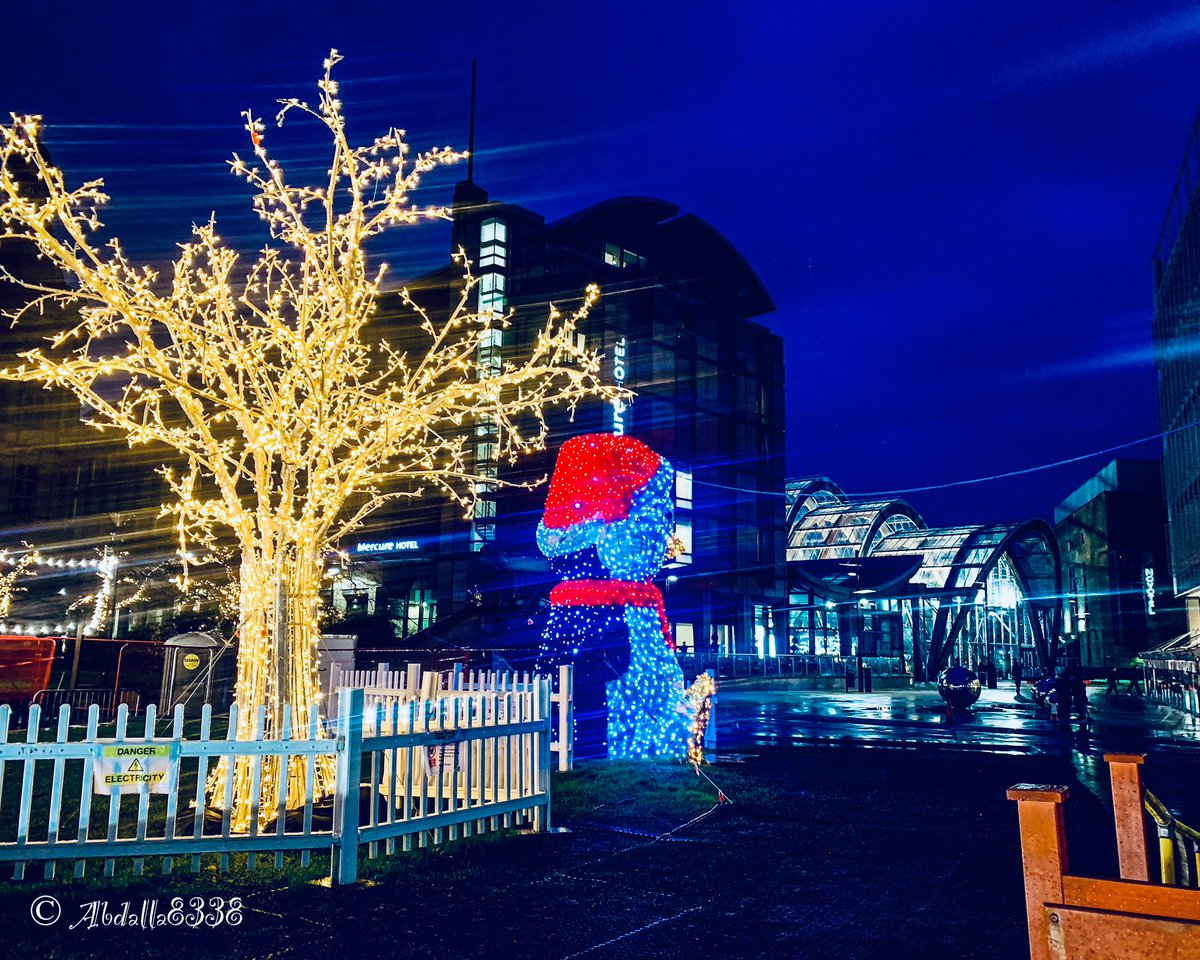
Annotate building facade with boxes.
[362,180,788,657]
[0,152,178,638]
[1154,105,1200,642]
[1054,459,1184,668]
[0,164,788,655]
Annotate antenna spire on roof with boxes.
[467,58,477,184]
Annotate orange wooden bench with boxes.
[1009,754,1200,959]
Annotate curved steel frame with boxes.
[787,479,1064,674]
[925,520,1061,673]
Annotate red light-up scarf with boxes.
[549,579,675,650]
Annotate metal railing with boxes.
[1145,789,1200,889]
[31,688,141,723]
[676,652,906,680]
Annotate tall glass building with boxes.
[1154,106,1200,639]
[361,179,788,657]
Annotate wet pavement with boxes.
[715,681,1200,819]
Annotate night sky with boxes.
[5,2,1200,527]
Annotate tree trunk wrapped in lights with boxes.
[0,51,620,829]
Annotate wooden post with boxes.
[68,620,84,690]
[1008,784,1070,960]
[1104,753,1151,882]
[331,687,363,885]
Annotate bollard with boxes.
[1159,822,1178,886]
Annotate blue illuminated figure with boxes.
[537,434,691,759]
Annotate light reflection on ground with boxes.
[714,683,1200,811]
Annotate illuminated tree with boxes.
[0,51,618,827]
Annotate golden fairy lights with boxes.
[685,672,715,767]
[0,546,41,620]
[0,51,621,829]
[0,544,118,634]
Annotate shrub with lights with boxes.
[537,434,691,759]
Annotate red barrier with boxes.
[0,636,56,704]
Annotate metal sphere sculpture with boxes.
[937,666,982,710]
[536,434,691,760]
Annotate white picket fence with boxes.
[0,682,552,885]
[330,661,574,772]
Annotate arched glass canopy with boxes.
[786,480,1062,672]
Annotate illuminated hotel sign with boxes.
[1144,566,1156,616]
[354,540,419,554]
[612,336,628,434]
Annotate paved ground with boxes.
[0,748,1118,960]
[1,683,1196,959]
[716,681,1200,821]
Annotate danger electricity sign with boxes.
[92,743,178,795]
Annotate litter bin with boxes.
[159,632,231,717]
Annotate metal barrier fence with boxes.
[1143,667,1200,717]
[0,683,551,885]
[676,652,905,680]
[31,688,141,723]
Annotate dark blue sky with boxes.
[6,2,1200,526]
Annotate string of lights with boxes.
[0,544,118,634]
[685,672,715,767]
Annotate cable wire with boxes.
[691,422,1198,499]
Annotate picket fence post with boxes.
[540,677,553,831]
[331,687,364,885]
[558,664,574,772]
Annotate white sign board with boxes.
[92,742,178,795]
[612,336,628,434]
[354,539,419,553]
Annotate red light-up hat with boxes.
[542,434,663,529]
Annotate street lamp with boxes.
[853,586,876,692]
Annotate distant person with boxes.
[1048,689,1059,723]
[1130,673,1143,696]
[1072,673,1089,726]
[1057,674,1073,723]
[1013,660,1024,697]
[1107,667,1119,695]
